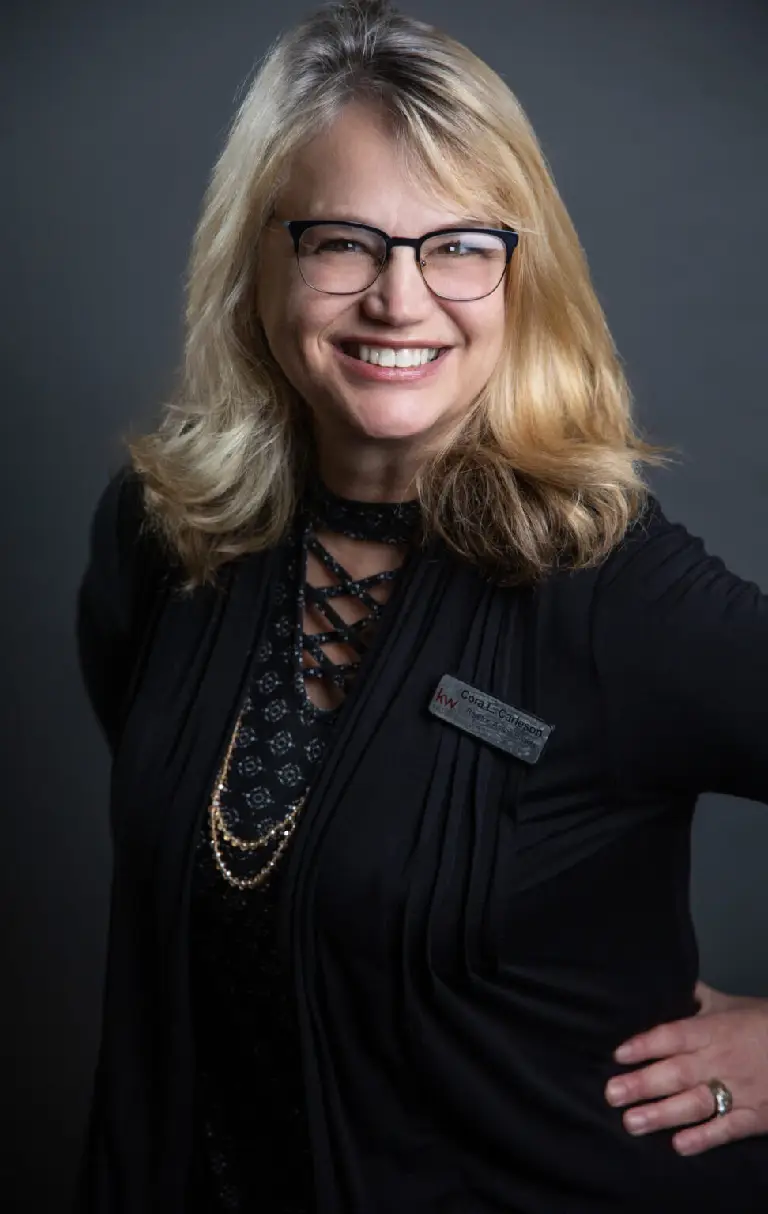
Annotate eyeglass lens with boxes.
[296,224,508,300]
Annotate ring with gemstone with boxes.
[706,1079,734,1118]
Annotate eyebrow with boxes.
[301,213,493,230]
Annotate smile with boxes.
[341,343,444,368]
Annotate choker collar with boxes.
[307,480,421,546]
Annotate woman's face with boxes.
[258,103,507,458]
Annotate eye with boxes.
[313,238,367,255]
[301,226,383,258]
[423,231,505,261]
[433,239,486,257]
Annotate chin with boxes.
[342,396,452,444]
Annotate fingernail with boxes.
[606,1080,628,1105]
[625,1109,648,1134]
[614,1042,635,1063]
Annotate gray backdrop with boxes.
[2,0,767,1208]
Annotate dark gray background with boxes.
[2,0,767,1208]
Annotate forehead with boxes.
[276,103,492,231]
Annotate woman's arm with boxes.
[593,500,768,1152]
[77,467,163,750]
[593,498,768,803]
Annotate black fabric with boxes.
[189,490,418,1212]
[76,471,768,1214]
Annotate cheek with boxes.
[258,254,318,367]
[264,296,347,400]
[463,303,506,372]
[261,285,312,366]
[273,285,337,351]
[482,292,507,342]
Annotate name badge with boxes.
[429,674,552,764]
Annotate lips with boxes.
[332,342,450,381]
[340,342,443,368]
[337,338,449,350]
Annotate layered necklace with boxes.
[207,488,420,890]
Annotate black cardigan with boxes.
[76,470,768,1214]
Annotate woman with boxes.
[76,2,768,1211]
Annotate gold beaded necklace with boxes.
[208,489,418,892]
[208,707,309,891]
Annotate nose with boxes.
[359,246,434,325]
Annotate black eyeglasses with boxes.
[280,219,519,302]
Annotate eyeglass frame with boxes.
[279,219,520,301]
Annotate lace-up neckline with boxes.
[298,482,421,709]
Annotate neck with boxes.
[313,431,426,504]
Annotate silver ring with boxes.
[706,1078,733,1118]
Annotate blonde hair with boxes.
[129,0,666,587]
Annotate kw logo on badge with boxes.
[429,673,553,764]
[433,686,458,710]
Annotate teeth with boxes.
[355,345,441,367]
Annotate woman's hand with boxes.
[605,981,768,1155]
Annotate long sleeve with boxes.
[592,499,768,803]
[77,467,164,751]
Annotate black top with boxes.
[76,471,768,1214]
[188,485,420,1212]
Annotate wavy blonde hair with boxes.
[129,0,666,587]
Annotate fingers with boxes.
[608,1070,760,1155]
[614,1017,711,1064]
[672,1108,759,1156]
[608,1000,768,1155]
[606,1056,700,1107]
[620,1083,718,1136]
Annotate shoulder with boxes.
[538,495,767,667]
[594,496,766,620]
[78,466,175,745]
[88,465,152,564]
[583,498,768,798]
[88,465,173,598]
[80,464,173,663]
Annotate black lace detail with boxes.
[189,483,419,1213]
[300,534,400,689]
[306,478,421,546]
